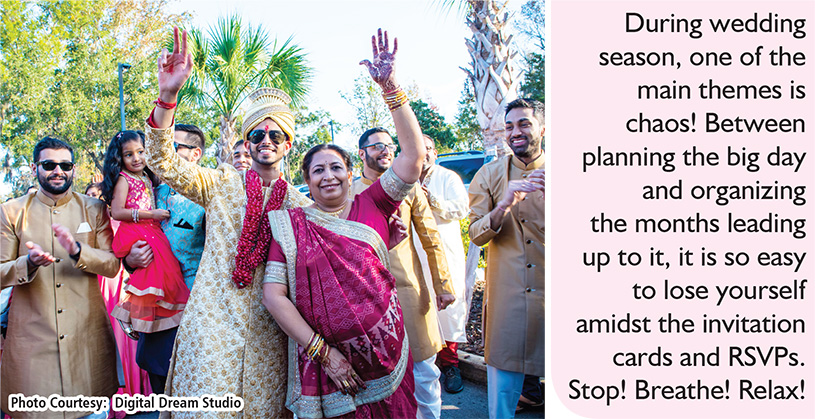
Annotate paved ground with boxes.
[125,378,544,418]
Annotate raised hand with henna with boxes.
[359,28,399,92]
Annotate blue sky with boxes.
[168,0,526,148]
[0,0,530,196]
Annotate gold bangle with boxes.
[310,338,323,359]
[306,332,318,357]
[382,87,408,111]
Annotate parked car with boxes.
[435,150,487,190]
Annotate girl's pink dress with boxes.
[110,171,188,333]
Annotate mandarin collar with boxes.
[511,152,544,171]
[360,174,375,186]
[36,189,74,207]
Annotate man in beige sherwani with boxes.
[469,98,545,419]
[350,127,455,419]
[146,29,310,418]
[1,137,120,419]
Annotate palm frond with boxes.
[433,0,472,19]
[179,14,313,158]
[259,36,311,107]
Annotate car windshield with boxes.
[438,156,484,185]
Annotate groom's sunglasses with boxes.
[247,129,288,145]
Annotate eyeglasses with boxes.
[174,142,199,151]
[36,160,74,171]
[247,129,287,145]
[362,142,397,153]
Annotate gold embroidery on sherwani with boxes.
[146,124,310,419]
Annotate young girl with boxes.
[101,130,188,336]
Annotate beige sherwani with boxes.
[1,191,120,419]
[351,178,454,362]
[144,125,311,419]
[469,154,544,376]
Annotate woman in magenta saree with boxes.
[262,29,424,419]
[265,168,415,418]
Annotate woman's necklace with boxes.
[316,200,348,218]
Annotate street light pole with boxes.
[118,63,132,131]
[329,120,335,143]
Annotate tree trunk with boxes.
[464,0,520,158]
[217,115,238,165]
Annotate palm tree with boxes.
[444,0,521,157]
[179,15,311,163]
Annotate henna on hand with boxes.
[323,347,364,395]
[359,28,399,92]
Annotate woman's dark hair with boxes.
[301,144,353,182]
[101,130,159,205]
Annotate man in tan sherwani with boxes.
[350,127,455,419]
[469,98,545,419]
[1,137,121,419]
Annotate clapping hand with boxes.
[528,169,544,200]
[26,241,57,267]
[52,224,79,256]
[359,28,399,92]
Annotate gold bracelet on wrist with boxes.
[383,87,408,111]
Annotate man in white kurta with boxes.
[415,135,470,394]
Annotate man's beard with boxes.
[510,133,543,159]
[38,171,73,195]
[364,151,390,174]
[250,145,282,167]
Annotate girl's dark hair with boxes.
[301,144,353,182]
[101,130,159,205]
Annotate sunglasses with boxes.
[247,129,287,145]
[362,142,397,153]
[36,160,74,171]
[174,142,199,151]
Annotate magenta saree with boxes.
[266,175,416,419]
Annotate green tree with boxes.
[520,52,544,102]
[454,79,482,151]
[439,0,521,156]
[179,14,312,164]
[0,0,188,199]
[341,74,393,137]
[515,0,544,51]
[411,99,457,152]
[514,0,544,102]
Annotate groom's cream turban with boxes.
[241,88,295,143]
